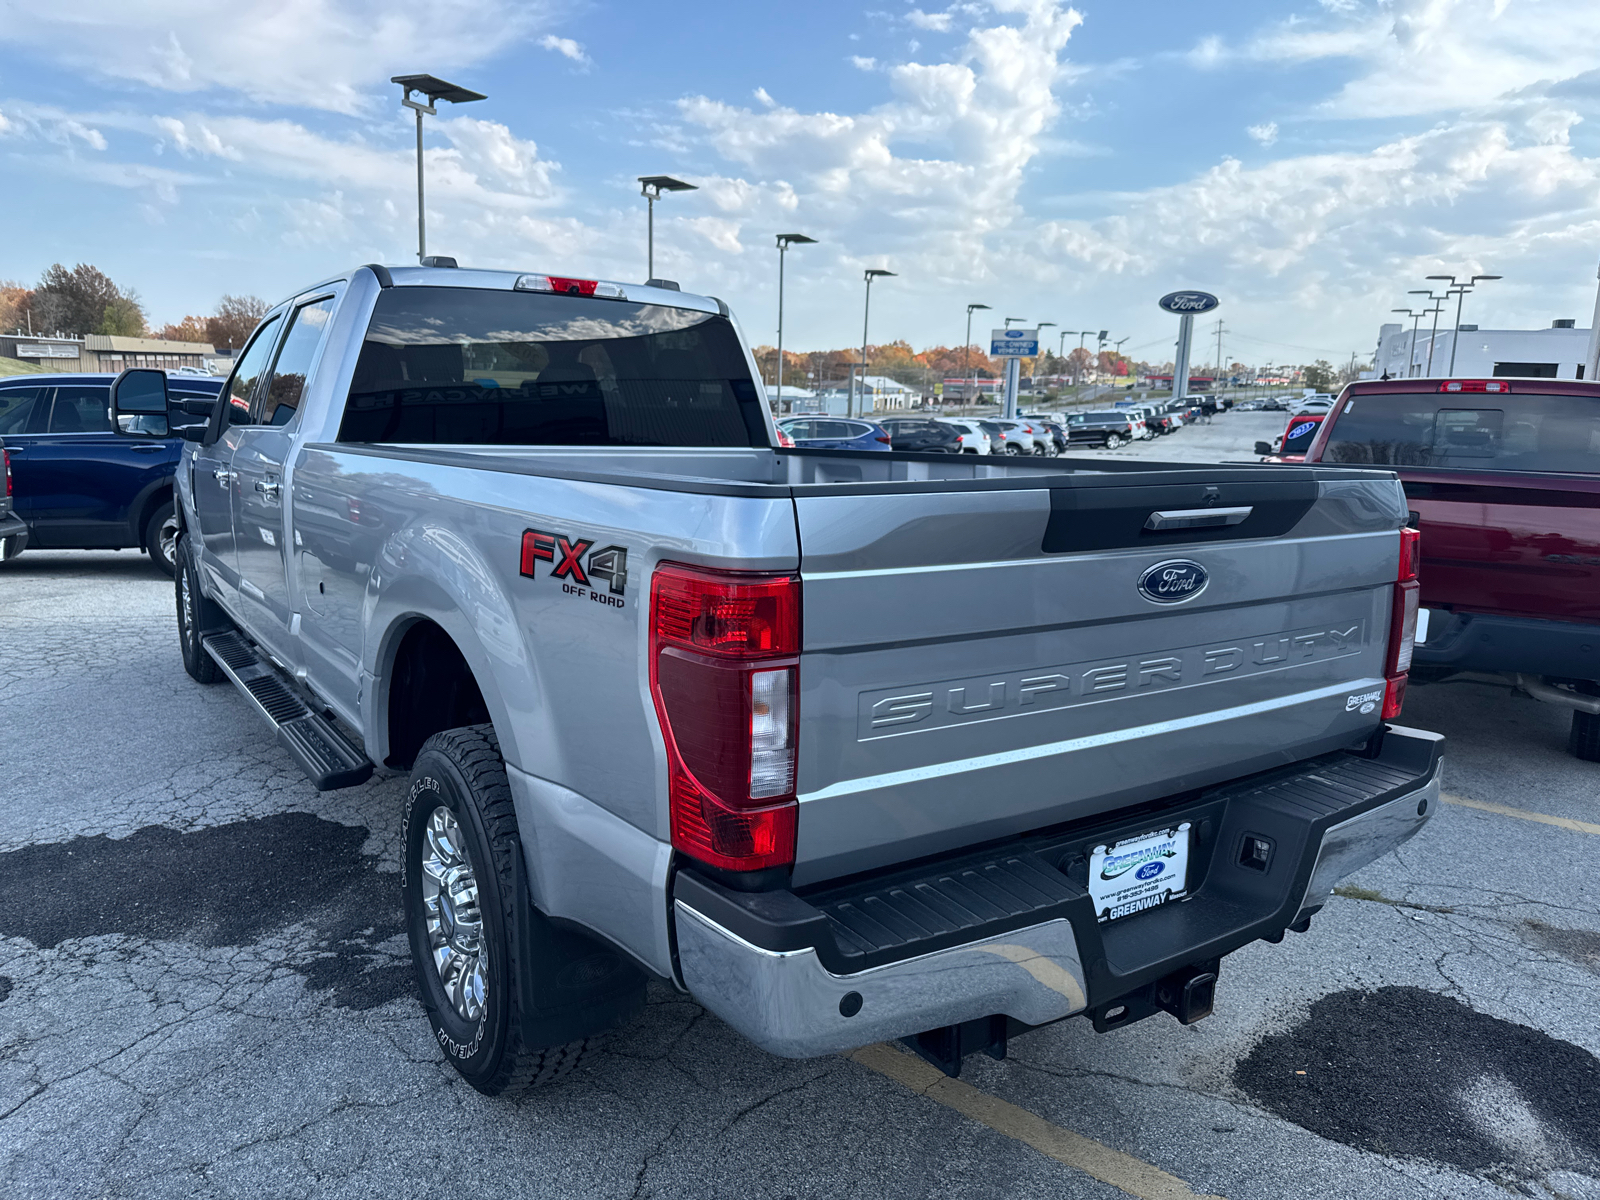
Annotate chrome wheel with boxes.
[158,514,180,570]
[420,806,488,1023]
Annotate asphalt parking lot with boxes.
[3,413,1599,1200]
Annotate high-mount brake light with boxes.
[1383,527,1423,720]
[513,274,628,300]
[1439,380,1509,393]
[650,562,800,872]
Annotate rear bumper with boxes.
[674,725,1442,1059]
[1415,610,1600,681]
[0,512,28,559]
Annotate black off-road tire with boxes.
[1570,708,1600,763]
[144,499,179,577]
[403,725,595,1095]
[175,534,224,684]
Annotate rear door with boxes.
[789,472,1406,884]
[0,385,48,526]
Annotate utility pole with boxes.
[1212,319,1225,381]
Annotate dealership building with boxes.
[1373,319,1591,380]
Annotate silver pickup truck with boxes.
[108,263,1442,1093]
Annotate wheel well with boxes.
[385,620,492,770]
[134,483,173,541]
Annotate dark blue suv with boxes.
[0,372,223,575]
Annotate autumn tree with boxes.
[206,294,270,352]
[159,315,211,343]
[0,281,31,335]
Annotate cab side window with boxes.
[47,387,114,433]
[255,297,336,427]
[225,315,284,427]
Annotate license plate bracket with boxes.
[1089,822,1192,923]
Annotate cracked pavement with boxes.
[3,547,1599,1200]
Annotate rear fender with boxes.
[364,531,522,769]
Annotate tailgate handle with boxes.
[1144,506,1253,531]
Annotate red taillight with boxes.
[3,448,10,498]
[1439,380,1509,393]
[775,428,795,448]
[650,562,800,872]
[1383,526,1422,720]
[1398,526,1420,582]
[875,436,891,444]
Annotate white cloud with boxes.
[0,104,109,150]
[0,1,545,115]
[538,34,589,65]
[851,56,879,71]
[907,9,954,31]
[1247,121,1279,146]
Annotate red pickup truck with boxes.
[1303,377,1600,761]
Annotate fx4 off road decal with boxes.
[520,529,630,609]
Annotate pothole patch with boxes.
[0,814,409,1010]
[1233,986,1600,1181]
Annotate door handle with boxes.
[131,443,164,452]
[213,468,236,483]
[256,479,281,498]
[1143,506,1253,531]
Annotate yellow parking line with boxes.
[1441,791,1600,837]
[850,1042,1224,1200]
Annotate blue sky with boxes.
[4,0,1600,367]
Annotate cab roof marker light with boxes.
[513,274,628,301]
[1440,380,1509,393]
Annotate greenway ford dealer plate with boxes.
[1089,823,1192,922]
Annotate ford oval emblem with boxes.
[1138,560,1209,605]
[1135,861,1165,881]
[1157,290,1220,315]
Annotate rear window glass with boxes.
[339,287,765,447]
[1323,392,1600,473]
[1087,412,1125,421]
[0,388,42,436]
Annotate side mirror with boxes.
[1254,441,1274,457]
[110,369,171,438]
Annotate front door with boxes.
[193,313,284,600]
[231,294,337,659]
[25,384,171,548]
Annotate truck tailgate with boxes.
[791,471,1406,884]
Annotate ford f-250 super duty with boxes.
[109,262,1443,1094]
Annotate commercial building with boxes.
[1374,319,1590,380]
[0,332,215,373]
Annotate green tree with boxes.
[97,294,147,337]
[31,263,126,336]
[1303,360,1336,390]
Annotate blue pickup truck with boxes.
[0,371,223,574]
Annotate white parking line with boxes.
[1442,791,1600,837]
[850,1043,1224,1200]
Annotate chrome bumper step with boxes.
[203,631,373,791]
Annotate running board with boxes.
[203,631,374,791]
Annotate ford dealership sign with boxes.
[1157,291,1220,315]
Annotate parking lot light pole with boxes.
[965,303,990,406]
[1034,322,1056,390]
[1428,274,1501,375]
[1392,309,1424,376]
[391,75,487,263]
[774,234,816,412]
[1409,290,1450,375]
[854,269,895,419]
[638,176,697,281]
